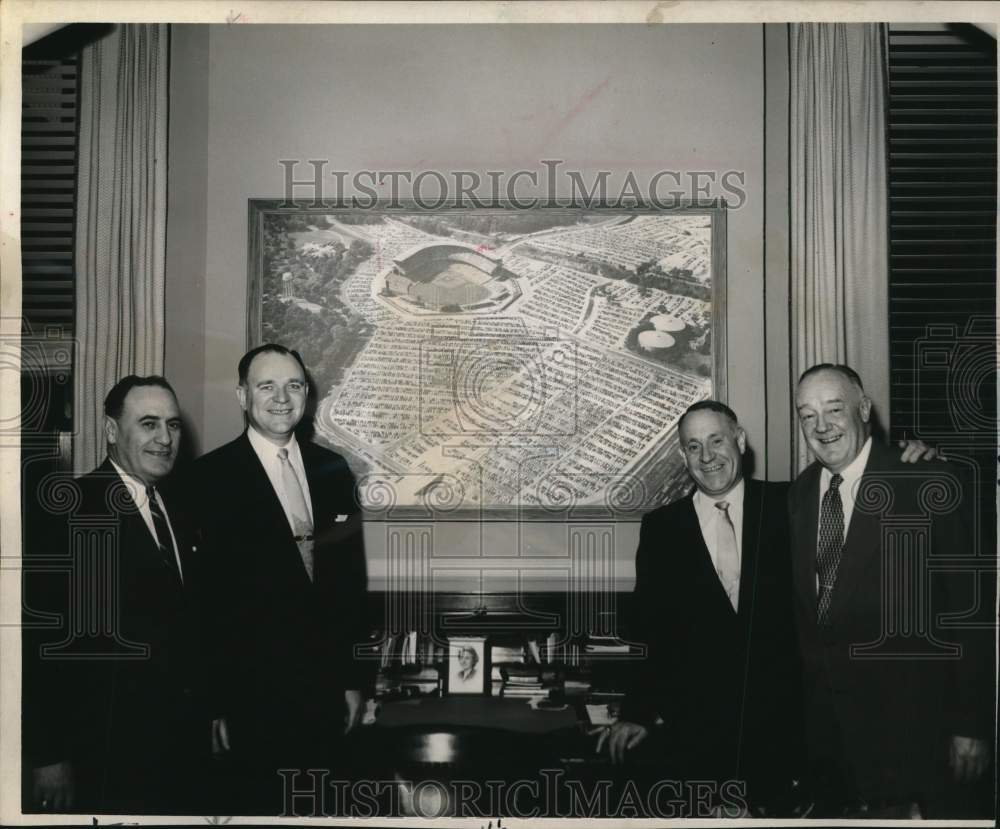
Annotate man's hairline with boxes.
[107,386,180,423]
[678,416,745,445]
[239,352,309,390]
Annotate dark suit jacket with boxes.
[22,459,206,813]
[190,432,369,762]
[789,441,993,803]
[624,478,803,792]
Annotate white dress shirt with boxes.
[246,426,314,532]
[692,477,745,575]
[109,458,183,580]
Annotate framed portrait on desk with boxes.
[445,635,487,695]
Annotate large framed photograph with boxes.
[248,202,727,519]
[445,636,488,695]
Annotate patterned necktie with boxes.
[146,486,181,581]
[714,500,740,611]
[277,448,315,581]
[816,473,845,624]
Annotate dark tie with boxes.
[146,486,181,580]
[816,473,844,624]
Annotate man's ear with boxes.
[104,415,118,446]
[736,427,747,454]
[859,395,872,423]
[236,384,248,412]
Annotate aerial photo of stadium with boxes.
[255,208,721,516]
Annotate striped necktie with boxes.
[816,473,845,624]
[146,486,181,581]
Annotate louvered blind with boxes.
[886,25,997,448]
[21,57,78,337]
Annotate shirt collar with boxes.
[109,458,152,503]
[821,435,873,492]
[246,425,300,462]
[693,477,745,510]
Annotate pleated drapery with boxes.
[790,23,890,472]
[73,24,169,473]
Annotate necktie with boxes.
[146,486,181,581]
[714,500,740,611]
[277,448,315,581]
[816,473,845,624]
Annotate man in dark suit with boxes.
[191,343,369,814]
[599,399,937,814]
[24,375,207,814]
[599,400,802,812]
[790,363,992,817]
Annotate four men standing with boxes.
[23,351,992,817]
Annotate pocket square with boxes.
[334,514,349,523]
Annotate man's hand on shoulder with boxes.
[950,735,989,782]
[592,720,648,764]
[32,760,74,811]
[898,439,943,463]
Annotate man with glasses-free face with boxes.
[790,365,991,817]
[191,344,369,815]
[601,401,803,813]
[25,376,207,815]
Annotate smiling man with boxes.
[601,400,804,814]
[600,396,942,815]
[790,363,992,817]
[24,376,207,814]
[190,343,369,814]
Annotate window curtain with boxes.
[790,23,890,472]
[73,24,169,473]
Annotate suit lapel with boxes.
[793,463,822,618]
[234,433,297,540]
[235,434,317,586]
[826,445,886,626]
[98,460,183,589]
[158,487,195,583]
[300,440,327,533]
[737,479,762,617]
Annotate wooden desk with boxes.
[375,695,578,734]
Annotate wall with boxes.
[164,25,209,459]
[165,23,792,587]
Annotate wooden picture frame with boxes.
[445,635,488,695]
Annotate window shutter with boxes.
[886,24,997,447]
[886,23,997,561]
[21,56,79,339]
